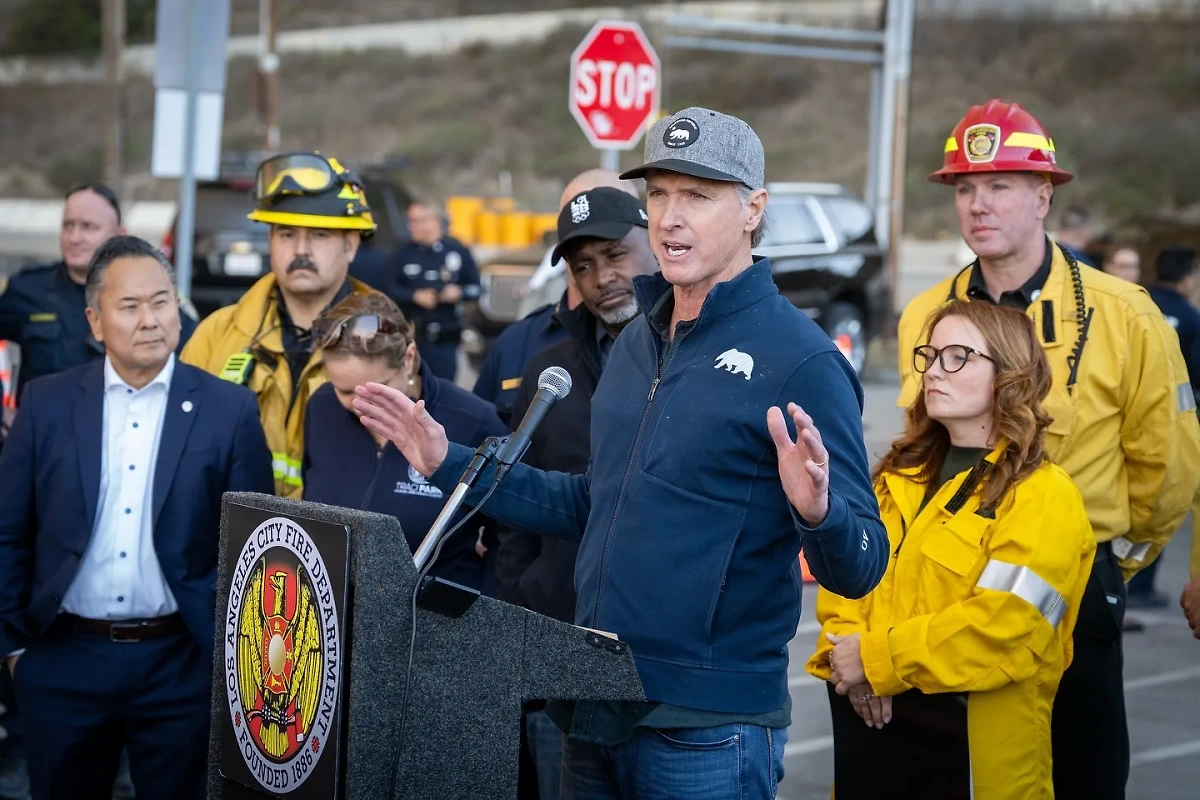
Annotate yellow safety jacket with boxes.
[180,274,372,498]
[806,446,1095,800]
[897,246,1200,581]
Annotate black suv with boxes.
[163,156,413,319]
[757,182,888,376]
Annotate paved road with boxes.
[777,376,1200,800]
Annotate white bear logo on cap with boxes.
[664,118,700,148]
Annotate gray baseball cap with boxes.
[620,107,765,190]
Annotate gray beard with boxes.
[596,298,640,328]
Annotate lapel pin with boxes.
[182,401,194,413]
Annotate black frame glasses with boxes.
[313,314,403,350]
[913,344,995,374]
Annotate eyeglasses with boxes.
[913,344,995,374]
[254,152,362,203]
[313,314,403,350]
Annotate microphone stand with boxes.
[412,435,505,576]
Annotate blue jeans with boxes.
[561,723,787,800]
[526,710,564,800]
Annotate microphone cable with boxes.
[385,478,501,798]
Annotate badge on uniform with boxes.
[444,251,462,273]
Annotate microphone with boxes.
[494,366,572,469]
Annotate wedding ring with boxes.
[813,453,829,467]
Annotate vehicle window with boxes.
[761,198,825,247]
[821,196,874,244]
[195,186,260,233]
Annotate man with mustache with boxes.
[494,187,656,799]
[181,152,376,497]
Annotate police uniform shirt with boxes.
[391,238,480,329]
[471,296,570,427]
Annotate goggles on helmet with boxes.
[255,153,363,204]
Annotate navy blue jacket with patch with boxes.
[302,361,507,589]
[429,259,888,714]
[472,293,570,426]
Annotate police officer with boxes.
[0,183,196,399]
[897,99,1200,800]
[181,152,375,498]
[389,201,480,382]
[472,169,639,425]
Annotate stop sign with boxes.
[569,20,661,151]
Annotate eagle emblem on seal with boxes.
[236,556,325,760]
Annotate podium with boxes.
[206,493,644,800]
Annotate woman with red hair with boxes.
[808,300,1094,799]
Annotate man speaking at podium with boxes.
[355,108,888,797]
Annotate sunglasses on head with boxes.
[313,314,403,350]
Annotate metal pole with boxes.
[102,0,126,200]
[663,35,883,65]
[865,65,882,209]
[886,0,915,320]
[600,149,620,172]
[667,14,888,46]
[261,0,280,149]
[175,0,201,299]
[874,0,898,254]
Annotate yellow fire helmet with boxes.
[247,152,377,235]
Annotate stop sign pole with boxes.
[569,20,661,171]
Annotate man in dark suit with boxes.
[0,235,274,799]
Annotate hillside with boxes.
[1,15,1197,236]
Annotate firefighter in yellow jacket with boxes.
[809,300,1094,800]
[182,152,375,497]
[896,100,1200,800]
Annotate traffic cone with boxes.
[799,549,815,583]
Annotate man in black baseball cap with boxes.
[495,185,656,797]
[550,187,653,344]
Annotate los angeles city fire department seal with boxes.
[225,517,341,793]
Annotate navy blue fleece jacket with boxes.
[429,259,887,714]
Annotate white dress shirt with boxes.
[61,355,180,620]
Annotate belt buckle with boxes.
[109,621,145,644]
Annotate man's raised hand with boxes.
[768,402,830,526]
[353,383,449,477]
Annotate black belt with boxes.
[55,612,186,643]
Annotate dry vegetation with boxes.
[0,16,1197,236]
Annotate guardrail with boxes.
[0,200,175,260]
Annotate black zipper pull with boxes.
[892,518,908,558]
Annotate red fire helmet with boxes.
[928,99,1073,186]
